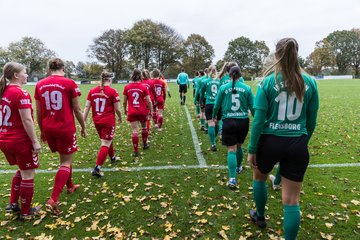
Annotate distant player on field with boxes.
[83,71,122,178]
[247,38,319,240]
[123,69,153,158]
[150,69,166,131]
[0,62,41,220]
[176,69,189,105]
[35,58,86,215]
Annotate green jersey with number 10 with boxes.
[213,80,254,119]
[254,72,319,136]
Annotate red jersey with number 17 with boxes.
[123,82,150,115]
[0,85,33,143]
[87,86,120,125]
[34,75,81,132]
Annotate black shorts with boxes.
[256,134,309,182]
[205,104,222,121]
[179,84,187,93]
[221,118,249,146]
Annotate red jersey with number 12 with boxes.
[87,86,120,125]
[34,75,81,132]
[0,85,33,142]
[123,82,149,115]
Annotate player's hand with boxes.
[40,132,47,143]
[118,118,122,124]
[168,92,171,98]
[32,141,41,154]
[248,153,258,169]
[81,128,87,138]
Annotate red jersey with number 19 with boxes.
[34,75,81,132]
[0,85,33,143]
[123,82,150,116]
[87,86,120,125]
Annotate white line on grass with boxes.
[1,163,360,175]
[184,105,207,167]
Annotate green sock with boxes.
[215,125,219,136]
[283,205,300,240]
[274,166,281,185]
[205,122,208,129]
[236,148,244,168]
[227,151,237,178]
[253,180,267,217]
[196,105,200,115]
[200,119,205,126]
[208,126,216,145]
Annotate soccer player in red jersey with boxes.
[0,62,41,220]
[35,58,86,215]
[123,69,153,158]
[83,71,122,177]
[141,69,154,131]
[150,69,166,131]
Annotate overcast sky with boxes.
[1,0,359,64]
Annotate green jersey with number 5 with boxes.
[254,72,319,136]
[213,80,254,119]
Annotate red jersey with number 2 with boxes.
[123,82,150,115]
[34,75,81,132]
[87,86,120,125]
[0,85,33,142]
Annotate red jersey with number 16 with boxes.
[34,75,81,132]
[123,82,150,115]
[0,85,33,143]
[87,86,120,125]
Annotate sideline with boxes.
[1,163,360,175]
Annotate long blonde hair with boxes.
[208,65,217,79]
[0,62,25,99]
[264,38,305,101]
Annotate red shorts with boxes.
[44,130,78,154]
[95,123,115,140]
[155,99,164,110]
[127,113,148,123]
[0,141,39,170]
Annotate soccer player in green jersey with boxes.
[192,71,201,117]
[194,70,208,131]
[199,65,221,151]
[247,38,319,240]
[213,66,254,189]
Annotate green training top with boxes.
[213,80,254,119]
[200,77,221,105]
[194,75,208,103]
[192,76,200,89]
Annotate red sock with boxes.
[152,112,157,124]
[96,146,109,166]
[141,128,148,145]
[10,170,22,205]
[158,115,163,128]
[108,143,114,159]
[51,166,71,202]
[146,119,150,132]
[132,133,139,152]
[20,179,34,215]
[66,165,74,189]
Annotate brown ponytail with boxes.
[264,38,305,101]
[0,62,25,99]
[229,66,241,94]
[100,71,113,95]
[131,69,142,82]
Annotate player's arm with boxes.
[212,90,222,120]
[72,96,87,137]
[114,101,122,124]
[123,95,128,115]
[145,95,153,116]
[83,100,91,122]
[248,89,255,117]
[19,108,41,154]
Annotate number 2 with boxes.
[0,105,12,126]
[132,92,140,105]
